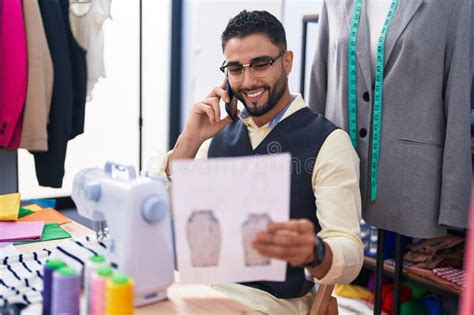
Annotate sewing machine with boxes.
[71,162,174,306]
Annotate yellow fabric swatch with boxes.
[0,193,21,221]
[23,204,43,212]
[335,284,373,300]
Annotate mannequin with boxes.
[309,0,472,238]
[366,0,391,77]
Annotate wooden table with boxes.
[17,220,259,314]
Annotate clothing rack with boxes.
[0,1,145,198]
[373,230,405,315]
[299,13,407,315]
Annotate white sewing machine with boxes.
[71,162,174,306]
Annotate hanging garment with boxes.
[309,0,472,238]
[35,0,74,188]
[58,0,87,139]
[0,0,27,149]
[20,0,54,152]
[69,0,112,101]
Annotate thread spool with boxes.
[85,255,108,313]
[42,259,66,315]
[51,266,81,315]
[90,266,114,315]
[106,274,134,315]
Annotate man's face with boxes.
[223,34,290,117]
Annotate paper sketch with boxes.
[171,154,291,284]
[186,210,221,267]
[241,213,272,266]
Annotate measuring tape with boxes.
[348,0,399,202]
[347,0,362,147]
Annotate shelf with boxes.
[363,256,460,297]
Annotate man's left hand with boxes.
[252,219,316,267]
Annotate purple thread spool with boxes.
[51,266,81,315]
[42,259,66,315]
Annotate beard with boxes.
[233,71,288,117]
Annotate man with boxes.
[162,10,363,314]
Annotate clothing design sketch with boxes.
[241,213,272,266]
[186,210,221,267]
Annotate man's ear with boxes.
[283,50,294,75]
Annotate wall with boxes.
[179,0,323,129]
[282,0,323,100]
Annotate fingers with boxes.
[207,85,230,103]
[202,97,221,122]
[253,243,305,257]
[252,242,312,266]
[266,219,314,235]
[251,219,316,266]
[195,103,216,124]
[254,230,314,247]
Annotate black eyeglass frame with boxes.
[219,50,287,76]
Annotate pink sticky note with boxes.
[0,221,45,242]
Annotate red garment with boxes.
[381,284,412,315]
[460,182,474,314]
[0,0,27,148]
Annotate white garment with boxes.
[69,0,112,101]
[0,237,109,305]
[366,0,392,78]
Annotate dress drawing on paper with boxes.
[186,210,221,267]
[241,213,272,267]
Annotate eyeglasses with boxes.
[219,50,286,82]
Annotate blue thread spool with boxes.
[42,259,66,315]
[51,266,81,315]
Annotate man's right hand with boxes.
[166,81,235,175]
[181,82,234,142]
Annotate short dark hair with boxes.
[221,10,287,52]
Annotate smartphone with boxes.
[225,79,238,121]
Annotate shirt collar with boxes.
[238,94,305,128]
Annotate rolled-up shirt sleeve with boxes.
[309,129,364,284]
[157,139,212,177]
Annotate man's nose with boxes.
[241,66,258,88]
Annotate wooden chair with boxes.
[310,284,338,315]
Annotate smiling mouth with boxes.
[244,88,266,98]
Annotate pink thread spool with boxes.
[85,255,108,314]
[90,266,114,315]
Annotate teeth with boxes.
[246,89,265,98]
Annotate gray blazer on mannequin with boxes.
[309,0,472,238]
